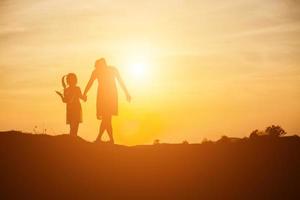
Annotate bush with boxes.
[250,125,287,139]
[265,125,286,137]
[250,129,259,139]
[218,135,230,143]
[153,139,160,145]
[182,140,189,144]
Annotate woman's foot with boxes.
[94,138,102,144]
[108,139,114,145]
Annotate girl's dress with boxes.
[94,67,118,119]
[64,86,82,124]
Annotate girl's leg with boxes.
[70,122,79,137]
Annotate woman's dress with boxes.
[95,67,118,119]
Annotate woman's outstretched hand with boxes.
[126,94,131,102]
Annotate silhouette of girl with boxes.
[83,58,131,144]
[56,73,86,137]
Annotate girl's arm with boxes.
[83,70,96,97]
[114,68,131,102]
[56,75,67,103]
[55,91,66,103]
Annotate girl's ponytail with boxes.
[62,75,67,89]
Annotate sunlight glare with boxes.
[131,62,147,78]
[128,59,150,82]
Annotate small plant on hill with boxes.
[218,135,230,143]
[33,126,38,134]
[153,139,160,145]
[182,140,189,144]
[201,138,213,144]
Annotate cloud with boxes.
[283,0,300,20]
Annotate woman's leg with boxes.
[106,115,114,144]
[96,116,107,142]
[96,115,113,143]
[70,122,79,137]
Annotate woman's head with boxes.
[95,58,107,71]
[66,73,77,86]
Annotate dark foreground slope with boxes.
[0,131,300,200]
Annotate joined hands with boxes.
[82,94,87,102]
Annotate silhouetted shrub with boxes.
[265,125,286,137]
[33,126,38,134]
[182,140,189,145]
[250,129,259,139]
[218,135,230,143]
[201,138,213,145]
[249,125,287,139]
[153,139,160,145]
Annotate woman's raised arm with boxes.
[114,68,131,102]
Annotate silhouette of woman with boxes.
[83,58,131,144]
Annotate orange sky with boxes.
[0,0,299,145]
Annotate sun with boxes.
[128,60,150,81]
[131,62,147,78]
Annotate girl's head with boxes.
[66,73,77,87]
[95,58,107,71]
